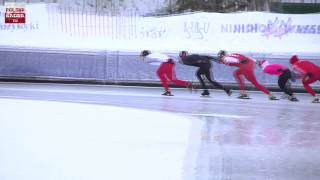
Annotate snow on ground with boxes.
[0,98,202,180]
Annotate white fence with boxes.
[47,4,140,39]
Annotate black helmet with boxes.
[179,51,188,57]
[140,50,151,57]
[217,50,227,58]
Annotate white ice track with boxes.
[0,82,319,180]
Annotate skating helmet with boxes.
[217,50,227,58]
[179,51,188,57]
[290,55,299,64]
[140,50,151,57]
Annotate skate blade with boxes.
[162,94,174,96]
[270,98,279,101]
[238,97,251,99]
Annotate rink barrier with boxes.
[0,47,319,93]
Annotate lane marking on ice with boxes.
[189,113,250,119]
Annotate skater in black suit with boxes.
[179,51,232,96]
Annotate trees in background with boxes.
[170,0,271,13]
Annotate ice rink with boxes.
[0,82,319,180]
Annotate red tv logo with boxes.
[5,7,26,23]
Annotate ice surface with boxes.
[0,83,320,180]
[0,97,202,180]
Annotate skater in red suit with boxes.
[217,50,278,100]
[289,55,320,103]
[140,50,192,96]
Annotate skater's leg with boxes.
[302,76,317,97]
[203,66,231,95]
[234,69,245,92]
[166,63,191,87]
[244,70,270,95]
[196,68,208,90]
[156,64,169,91]
[278,70,293,96]
[159,62,191,95]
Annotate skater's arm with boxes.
[222,56,240,66]
[144,52,169,65]
[202,55,220,63]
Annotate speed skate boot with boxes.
[238,93,250,99]
[201,90,210,97]
[312,97,320,103]
[162,90,173,96]
[289,95,299,102]
[226,89,232,96]
[269,94,279,100]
